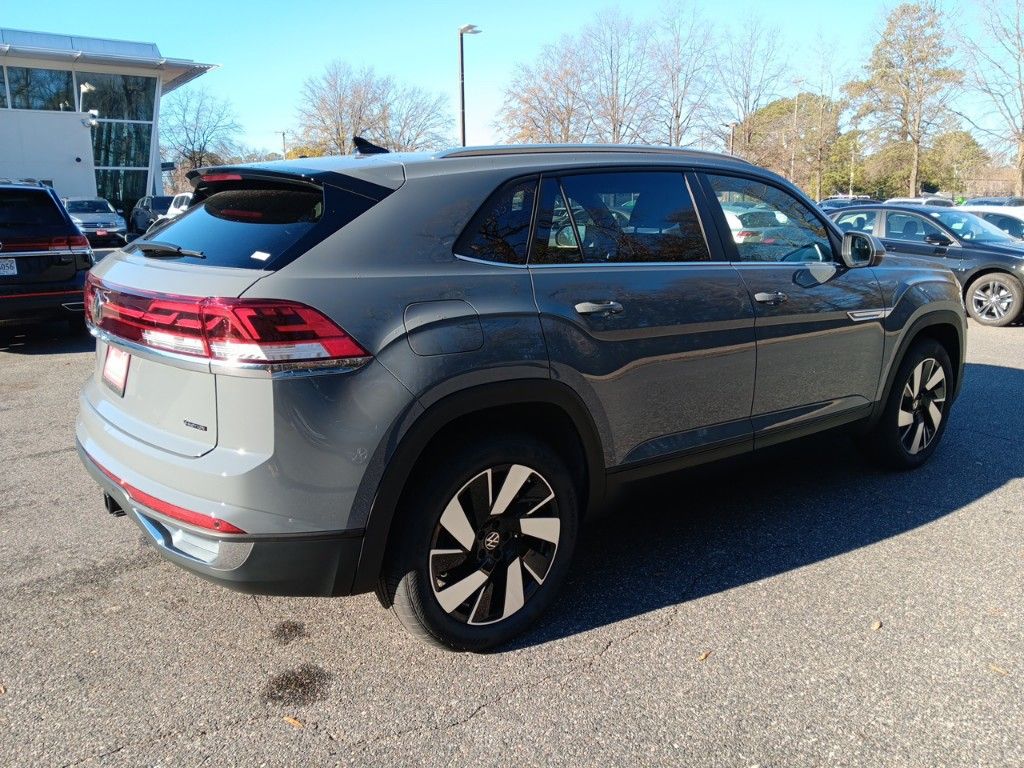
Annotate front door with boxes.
[698,173,887,445]
[879,209,963,270]
[528,170,757,467]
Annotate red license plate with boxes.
[102,346,131,396]
[96,229,108,236]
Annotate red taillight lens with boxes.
[0,235,89,253]
[737,230,757,238]
[201,173,243,183]
[85,274,369,364]
[91,456,246,534]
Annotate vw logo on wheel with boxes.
[483,531,501,551]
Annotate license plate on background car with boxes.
[102,346,131,397]
[96,230,108,236]
[0,258,16,276]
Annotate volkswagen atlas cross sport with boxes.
[77,145,966,651]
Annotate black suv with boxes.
[127,195,173,235]
[0,181,92,331]
[77,146,965,651]
[833,204,1024,326]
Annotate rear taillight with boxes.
[91,456,245,534]
[0,235,91,252]
[737,230,757,238]
[85,273,369,365]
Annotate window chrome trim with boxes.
[454,252,528,269]
[90,325,371,379]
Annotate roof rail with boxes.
[439,144,753,164]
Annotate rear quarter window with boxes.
[454,177,537,265]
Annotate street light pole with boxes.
[276,131,287,160]
[721,122,737,155]
[458,24,481,147]
[790,78,805,182]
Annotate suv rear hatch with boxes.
[85,168,395,458]
[0,187,89,289]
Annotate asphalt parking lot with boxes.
[0,320,1021,767]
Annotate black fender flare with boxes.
[868,309,966,428]
[346,379,606,595]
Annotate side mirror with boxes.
[924,233,952,247]
[841,231,884,268]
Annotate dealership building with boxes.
[0,28,212,212]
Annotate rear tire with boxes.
[384,435,579,652]
[965,272,1022,327]
[860,338,953,470]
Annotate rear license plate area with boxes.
[0,258,16,276]
[102,345,131,396]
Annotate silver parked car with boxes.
[63,197,127,247]
[77,145,966,650]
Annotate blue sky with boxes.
[2,0,966,151]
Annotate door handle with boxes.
[574,300,624,316]
[753,291,788,306]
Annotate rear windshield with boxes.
[0,189,65,228]
[132,181,374,269]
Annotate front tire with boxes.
[861,338,953,470]
[966,273,1022,327]
[385,435,579,652]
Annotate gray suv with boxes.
[76,146,966,651]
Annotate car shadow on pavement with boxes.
[512,361,1023,650]
[0,322,95,355]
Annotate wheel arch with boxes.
[870,310,965,429]
[348,379,606,596]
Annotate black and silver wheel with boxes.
[966,273,1022,327]
[385,436,578,651]
[861,338,953,469]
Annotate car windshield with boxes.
[151,196,174,214]
[929,210,1017,244]
[66,199,114,214]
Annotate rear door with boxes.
[0,187,85,287]
[529,169,756,467]
[698,173,886,444]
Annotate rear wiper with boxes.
[136,241,206,259]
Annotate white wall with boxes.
[0,110,96,197]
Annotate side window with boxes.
[706,174,833,263]
[835,210,877,233]
[884,212,941,243]
[531,171,711,264]
[454,177,537,265]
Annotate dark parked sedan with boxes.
[833,204,1024,326]
[127,195,173,235]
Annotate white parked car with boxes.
[884,196,954,207]
[147,192,193,232]
[959,205,1024,239]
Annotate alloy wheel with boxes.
[428,464,561,626]
[898,357,947,455]
[971,279,1015,322]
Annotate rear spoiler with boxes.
[186,166,398,206]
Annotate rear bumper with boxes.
[77,440,364,596]
[0,273,86,323]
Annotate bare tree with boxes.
[962,0,1024,193]
[160,86,240,171]
[847,2,962,196]
[717,15,787,153]
[496,37,593,143]
[295,61,451,154]
[654,5,715,146]
[581,10,658,143]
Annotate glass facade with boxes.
[8,67,75,111]
[91,122,152,168]
[0,65,160,216]
[95,170,149,214]
[76,71,156,121]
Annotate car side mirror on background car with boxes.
[924,233,952,247]
[841,231,884,268]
